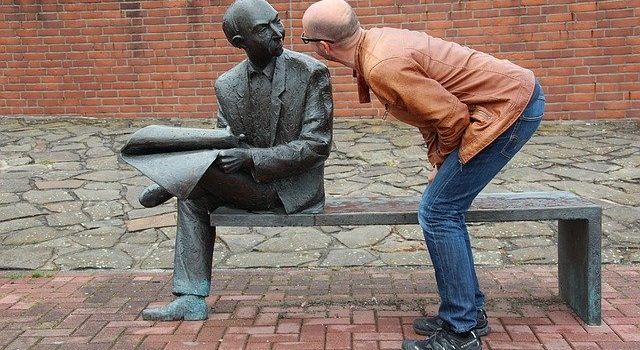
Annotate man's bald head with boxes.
[302,0,360,45]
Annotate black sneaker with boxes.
[402,326,482,350]
[413,309,490,337]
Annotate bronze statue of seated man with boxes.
[121,0,333,320]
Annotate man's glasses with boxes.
[301,32,335,44]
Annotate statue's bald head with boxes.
[302,0,360,45]
[223,0,277,46]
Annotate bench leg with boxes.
[557,217,602,325]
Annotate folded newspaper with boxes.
[120,125,240,199]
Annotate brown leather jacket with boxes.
[354,28,536,167]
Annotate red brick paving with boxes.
[1,265,639,350]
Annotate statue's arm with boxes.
[121,124,240,155]
[249,66,333,183]
[215,96,247,146]
[216,105,228,129]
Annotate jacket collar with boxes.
[353,30,371,103]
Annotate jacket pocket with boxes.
[469,107,493,125]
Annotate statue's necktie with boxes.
[249,72,272,148]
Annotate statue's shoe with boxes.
[139,183,173,208]
[142,295,208,321]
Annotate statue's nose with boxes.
[270,23,283,38]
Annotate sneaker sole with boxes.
[475,323,491,337]
[414,324,491,337]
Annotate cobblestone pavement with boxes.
[0,117,639,270]
[0,265,639,350]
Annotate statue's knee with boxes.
[178,198,209,217]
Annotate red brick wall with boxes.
[1,0,638,120]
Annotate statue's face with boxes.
[236,1,285,64]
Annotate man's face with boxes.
[237,2,285,65]
[300,18,337,63]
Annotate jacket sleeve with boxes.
[418,127,442,168]
[368,58,470,167]
[249,66,333,183]
[215,105,228,129]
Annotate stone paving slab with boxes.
[0,265,639,350]
[0,117,639,270]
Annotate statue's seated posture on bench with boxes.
[121,0,333,320]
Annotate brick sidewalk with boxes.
[1,265,639,350]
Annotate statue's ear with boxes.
[231,35,244,48]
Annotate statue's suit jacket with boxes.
[215,49,333,214]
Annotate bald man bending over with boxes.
[302,1,545,350]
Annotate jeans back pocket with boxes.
[521,82,545,121]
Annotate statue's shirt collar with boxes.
[247,58,276,81]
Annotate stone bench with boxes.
[210,191,602,325]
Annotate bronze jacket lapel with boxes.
[268,54,286,146]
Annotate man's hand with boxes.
[216,148,253,173]
[427,167,438,184]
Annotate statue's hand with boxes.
[216,148,253,173]
[221,126,246,148]
[234,133,247,147]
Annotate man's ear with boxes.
[319,41,332,55]
[231,35,244,48]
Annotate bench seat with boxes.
[210,191,602,325]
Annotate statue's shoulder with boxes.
[215,60,247,91]
[282,49,329,75]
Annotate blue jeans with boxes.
[418,82,545,333]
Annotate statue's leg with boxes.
[142,196,213,321]
[139,183,173,208]
[198,166,281,210]
[172,196,215,296]
[141,166,283,321]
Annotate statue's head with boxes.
[223,0,285,68]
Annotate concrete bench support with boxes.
[210,191,602,325]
